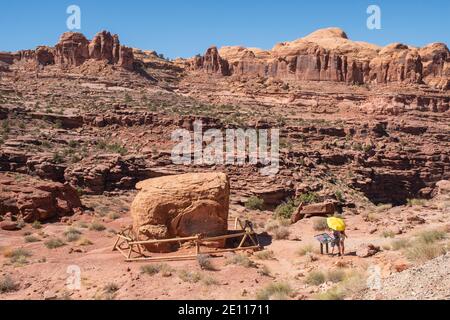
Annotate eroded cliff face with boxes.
[189,28,449,89]
[0,30,135,71]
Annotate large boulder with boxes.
[291,201,337,223]
[131,172,230,252]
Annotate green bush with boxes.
[274,201,296,220]
[245,197,264,211]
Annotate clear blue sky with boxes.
[1,0,448,58]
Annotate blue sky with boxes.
[0,0,448,58]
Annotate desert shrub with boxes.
[264,220,280,232]
[382,230,396,238]
[313,218,328,231]
[391,238,411,251]
[254,250,275,260]
[316,287,346,300]
[78,238,93,246]
[44,238,66,249]
[416,229,447,244]
[178,270,202,283]
[245,196,264,211]
[273,227,290,240]
[297,192,319,205]
[256,282,293,300]
[32,221,42,229]
[4,248,32,264]
[405,242,447,263]
[141,264,172,277]
[89,221,106,232]
[327,269,346,283]
[108,212,121,220]
[0,276,19,293]
[407,198,426,207]
[197,255,216,271]
[226,254,256,268]
[202,276,220,286]
[258,265,272,277]
[274,201,296,220]
[64,227,82,242]
[297,245,315,256]
[305,270,326,286]
[362,212,380,222]
[24,235,40,243]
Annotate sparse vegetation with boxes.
[202,276,220,286]
[226,254,256,268]
[273,227,290,240]
[245,196,264,211]
[0,276,19,293]
[297,244,315,256]
[64,227,82,242]
[178,270,202,283]
[24,235,41,243]
[254,250,275,260]
[405,242,447,263]
[382,230,396,238]
[78,238,93,246]
[256,282,293,300]
[407,198,426,207]
[305,270,326,286]
[391,238,411,251]
[416,229,447,244]
[197,255,216,271]
[31,221,42,230]
[141,264,172,277]
[4,248,32,265]
[44,238,66,249]
[89,221,106,232]
[274,201,296,220]
[327,269,346,283]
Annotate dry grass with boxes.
[0,276,19,293]
[89,221,106,232]
[316,271,366,300]
[416,229,447,244]
[141,263,173,277]
[178,270,202,283]
[256,282,293,300]
[297,245,315,256]
[64,227,82,242]
[273,227,290,240]
[391,238,411,251]
[225,254,256,268]
[405,242,447,263]
[44,238,66,249]
[197,255,217,271]
[4,248,32,265]
[254,250,275,260]
[24,235,41,243]
[305,270,326,286]
[327,269,346,283]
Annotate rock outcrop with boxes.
[189,28,449,89]
[0,173,82,222]
[131,172,230,252]
[2,30,135,71]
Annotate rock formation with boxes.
[189,28,449,89]
[131,173,230,252]
[0,173,82,222]
[0,30,135,71]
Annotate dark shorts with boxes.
[332,231,344,247]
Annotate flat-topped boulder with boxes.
[131,172,230,252]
